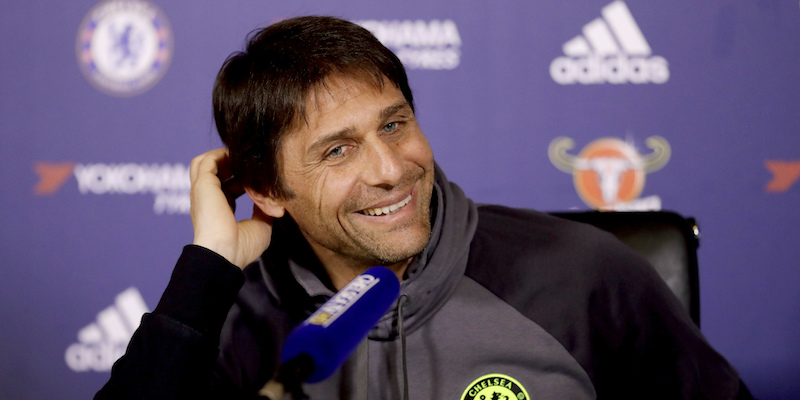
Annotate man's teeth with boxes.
[360,194,412,216]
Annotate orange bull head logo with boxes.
[549,136,670,209]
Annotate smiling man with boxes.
[251,75,435,288]
[96,16,751,400]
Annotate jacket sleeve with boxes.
[94,245,245,400]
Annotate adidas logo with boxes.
[550,1,669,85]
[65,287,149,372]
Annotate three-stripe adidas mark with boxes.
[550,1,669,85]
[65,287,149,372]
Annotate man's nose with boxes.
[362,138,404,188]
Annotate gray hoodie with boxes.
[96,165,747,400]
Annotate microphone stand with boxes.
[258,354,313,400]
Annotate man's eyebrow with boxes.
[307,100,413,156]
[307,127,356,155]
[381,100,412,120]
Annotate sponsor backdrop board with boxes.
[1,0,798,398]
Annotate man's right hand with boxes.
[189,148,273,269]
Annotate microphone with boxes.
[259,266,400,399]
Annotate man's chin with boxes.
[356,227,431,266]
[343,195,433,265]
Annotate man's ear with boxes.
[246,187,286,218]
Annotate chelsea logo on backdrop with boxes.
[76,0,173,97]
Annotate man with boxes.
[96,16,751,400]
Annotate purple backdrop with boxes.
[2,1,798,398]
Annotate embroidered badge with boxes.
[461,373,530,400]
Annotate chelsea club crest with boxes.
[461,373,530,400]
[76,0,173,97]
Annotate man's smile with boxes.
[358,193,413,216]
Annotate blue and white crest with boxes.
[76,0,173,97]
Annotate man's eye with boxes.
[383,122,399,133]
[327,145,346,158]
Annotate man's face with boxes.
[273,75,435,270]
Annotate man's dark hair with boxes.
[212,16,414,199]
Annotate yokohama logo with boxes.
[357,19,461,70]
[550,1,669,85]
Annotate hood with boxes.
[272,163,478,340]
[370,164,478,339]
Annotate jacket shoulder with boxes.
[467,204,640,282]
[466,204,742,398]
